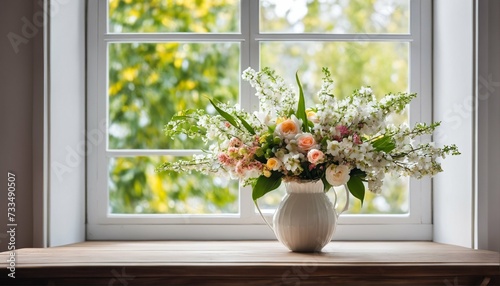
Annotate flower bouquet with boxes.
[156,67,459,205]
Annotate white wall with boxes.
[48,0,86,247]
[432,0,474,248]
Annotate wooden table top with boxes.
[1,241,498,267]
[1,241,499,285]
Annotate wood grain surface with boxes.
[0,241,498,285]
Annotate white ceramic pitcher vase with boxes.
[257,179,349,252]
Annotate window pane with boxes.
[261,41,408,103]
[260,41,409,214]
[260,0,409,34]
[333,175,409,214]
[108,42,240,149]
[108,0,240,33]
[109,156,239,214]
[258,176,408,215]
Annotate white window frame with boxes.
[87,0,432,240]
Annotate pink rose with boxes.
[296,133,317,152]
[307,149,324,164]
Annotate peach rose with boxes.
[275,115,302,140]
[325,164,351,187]
[266,157,282,171]
[307,149,324,164]
[296,133,317,152]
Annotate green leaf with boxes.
[209,99,239,129]
[267,125,275,133]
[252,172,283,200]
[349,168,367,178]
[347,176,365,205]
[295,72,309,133]
[236,114,255,135]
[371,135,396,153]
[321,177,333,193]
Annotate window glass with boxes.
[260,41,409,102]
[109,156,239,214]
[260,0,409,34]
[108,0,241,33]
[259,175,409,215]
[108,42,240,150]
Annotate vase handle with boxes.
[254,200,275,232]
[333,184,350,218]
